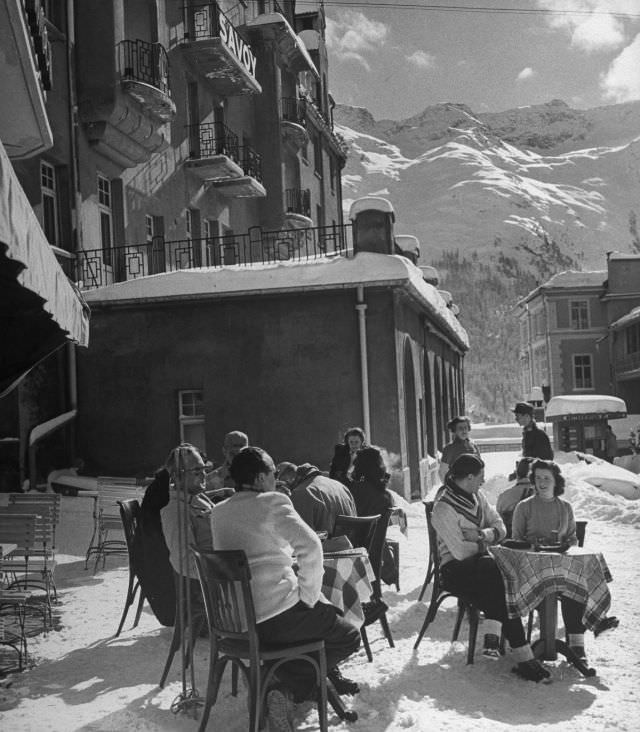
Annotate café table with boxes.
[322,547,376,628]
[491,545,612,677]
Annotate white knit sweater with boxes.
[211,490,324,623]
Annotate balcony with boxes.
[280,97,308,149]
[81,39,175,168]
[185,122,265,197]
[284,188,312,228]
[180,2,261,96]
[75,223,353,289]
[118,40,176,122]
[243,0,319,79]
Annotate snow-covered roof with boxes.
[395,235,420,255]
[610,305,640,330]
[546,394,627,420]
[608,251,640,261]
[520,269,606,305]
[349,197,395,218]
[83,252,470,348]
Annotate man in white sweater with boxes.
[432,453,550,682]
[211,446,361,730]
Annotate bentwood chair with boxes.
[417,500,435,602]
[192,549,328,732]
[114,499,146,637]
[414,501,482,664]
[334,512,395,662]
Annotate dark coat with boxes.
[134,469,176,626]
[522,422,553,460]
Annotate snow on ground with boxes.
[2,451,639,731]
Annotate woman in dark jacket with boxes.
[349,446,397,586]
[329,427,367,487]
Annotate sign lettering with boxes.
[219,15,257,79]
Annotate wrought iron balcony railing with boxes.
[186,121,263,181]
[117,39,170,97]
[285,188,311,218]
[281,97,306,126]
[75,223,352,290]
[183,1,246,42]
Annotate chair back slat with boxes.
[333,514,380,550]
[193,549,256,641]
[117,499,141,553]
[8,493,61,526]
[98,478,141,519]
[0,514,39,550]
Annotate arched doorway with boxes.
[434,356,443,451]
[424,353,435,458]
[403,340,421,498]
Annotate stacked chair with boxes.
[85,477,141,572]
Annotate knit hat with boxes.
[449,453,485,477]
[512,401,534,416]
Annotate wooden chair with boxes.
[85,477,141,572]
[417,500,435,602]
[114,499,146,637]
[333,512,395,662]
[0,507,56,611]
[413,501,481,664]
[192,549,328,732]
[8,493,61,550]
[0,589,33,672]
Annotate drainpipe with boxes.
[356,286,371,438]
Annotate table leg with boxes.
[531,594,597,677]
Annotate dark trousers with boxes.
[257,600,361,702]
[560,597,586,635]
[441,554,527,648]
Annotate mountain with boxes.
[334,99,640,419]
[336,99,640,272]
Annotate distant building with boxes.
[517,252,640,412]
[77,199,469,500]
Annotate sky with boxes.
[312,0,640,119]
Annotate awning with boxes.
[0,139,90,397]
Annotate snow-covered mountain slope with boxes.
[336,100,640,271]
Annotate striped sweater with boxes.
[432,480,506,567]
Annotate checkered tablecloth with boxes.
[322,547,375,628]
[491,546,612,630]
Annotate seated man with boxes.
[496,457,534,537]
[432,453,550,682]
[211,447,361,731]
[290,463,357,536]
[206,430,248,495]
[160,443,215,622]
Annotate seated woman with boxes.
[349,446,397,586]
[329,427,367,487]
[438,416,481,483]
[512,459,618,662]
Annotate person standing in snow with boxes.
[432,453,551,682]
[605,424,618,463]
[438,415,482,482]
[513,402,553,460]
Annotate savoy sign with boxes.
[219,14,257,79]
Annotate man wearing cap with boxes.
[513,402,553,460]
[432,453,550,682]
[290,463,357,535]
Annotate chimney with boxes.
[349,197,395,255]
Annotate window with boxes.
[185,209,192,240]
[41,162,59,247]
[329,154,336,193]
[570,300,589,330]
[313,133,322,175]
[178,390,205,450]
[98,175,114,266]
[145,214,154,242]
[573,354,593,390]
[626,323,640,354]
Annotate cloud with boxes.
[325,11,389,71]
[601,32,640,101]
[535,0,637,52]
[406,50,436,69]
[516,67,536,81]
